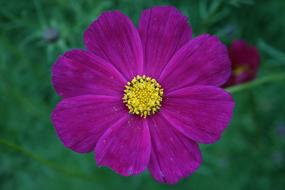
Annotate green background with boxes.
[1,0,285,189]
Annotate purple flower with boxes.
[223,40,260,87]
[51,6,234,184]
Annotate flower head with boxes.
[123,75,163,118]
[51,6,234,184]
[223,40,260,87]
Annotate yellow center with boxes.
[123,75,163,118]
[234,65,249,76]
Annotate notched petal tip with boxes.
[83,10,125,44]
[159,33,231,90]
[95,118,151,176]
[163,86,235,144]
[51,95,125,153]
[138,5,192,78]
[83,9,143,79]
[51,49,127,98]
[147,116,202,184]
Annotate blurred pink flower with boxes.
[224,40,260,87]
[51,6,234,184]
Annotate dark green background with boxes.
[1,0,285,189]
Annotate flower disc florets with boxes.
[123,75,163,118]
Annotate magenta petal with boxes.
[163,85,234,144]
[51,95,125,153]
[84,11,143,79]
[95,117,151,176]
[147,115,202,184]
[159,34,231,92]
[138,6,192,78]
[52,49,126,98]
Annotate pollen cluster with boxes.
[123,75,163,118]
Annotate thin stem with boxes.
[226,72,285,94]
[0,138,95,180]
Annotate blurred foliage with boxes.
[0,0,285,189]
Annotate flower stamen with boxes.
[233,65,249,76]
[123,75,163,118]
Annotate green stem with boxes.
[0,138,95,180]
[226,72,285,94]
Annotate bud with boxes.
[43,27,60,43]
